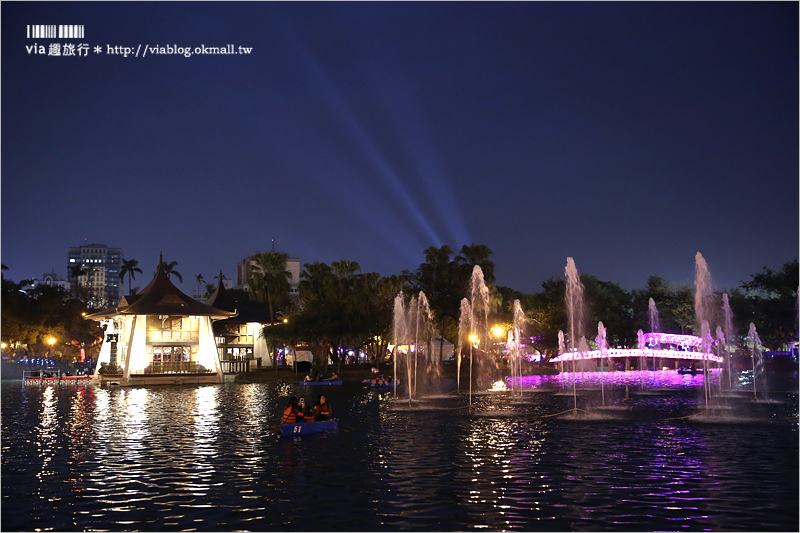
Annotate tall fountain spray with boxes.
[648,298,660,334]
[695,253,715,409]
[694,252,714,330]
[565,258,586,410]
[716,326,726,394]
[596,321,607,405]
[393,293,406,399]
[456,298,470,393]
[557,330,566,392]
[649,298,660,375]
[414,292,434,398]
[748,323,764,401]
[721,293,734,387]
[701,320,712,409]
[462,265,490,407]
[392,291,436,404]
[637,329,646,389]
[508,299,525,397]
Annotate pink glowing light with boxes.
[550,332,722,363]
[642,332,716,348]
[550,348,722,363]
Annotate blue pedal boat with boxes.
[280,419,338,435]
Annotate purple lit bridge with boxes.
[549,332,723,364]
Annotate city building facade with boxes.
[67,243,123,308]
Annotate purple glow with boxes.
[550,348,722,363]
[642,332,716,348]
[508,368,724,389]
[549,332,722,363]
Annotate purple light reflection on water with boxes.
[507,369,723,390]
[2,376,797,531]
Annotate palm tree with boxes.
[195,273,205,293]
[159,260,183,283]
[120,259,143,295]
[331,260,361,279]
[299,261,335,307]
[424,245,454,268]
[204,283,216,299]
[249,251,291,325]
[456,243,495,285]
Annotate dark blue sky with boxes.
[2,2,797,294]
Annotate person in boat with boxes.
[304,374,313,382]
[300,397,314,418]
[313,394,332,421]
[323,371,339,382]
[282,396,306,423]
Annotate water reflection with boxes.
[463,417,551,529]
[2,379,797,532]
[35,386,58,487]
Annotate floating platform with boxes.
[23,374,92,383]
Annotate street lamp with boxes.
[47,337,56,365]
[492,326,505,355]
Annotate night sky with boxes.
[2,2,797,295]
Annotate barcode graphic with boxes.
[27,25,84,38]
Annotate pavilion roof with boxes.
[86,256,235,320]
[205,271,271,324]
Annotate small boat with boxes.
[298,380,343,386]
[362,379,400,388]
[280,418,338,436]
[677,367,699,375]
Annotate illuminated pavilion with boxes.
[87,256,235,386]
[550,332,724,367]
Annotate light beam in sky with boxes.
[274,10,470,261]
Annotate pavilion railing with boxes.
[134,361,212,374]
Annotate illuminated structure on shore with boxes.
[550,332,723,364]
[87,255,234,386]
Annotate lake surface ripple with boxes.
[2,375,798,531]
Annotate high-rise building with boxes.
[67,243,124,308]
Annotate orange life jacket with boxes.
[314,403,330,417]
[282,405,297,423]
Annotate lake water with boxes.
[2,371,798,531]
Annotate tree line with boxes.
[2,250,796,370]
[255,246,797,373]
